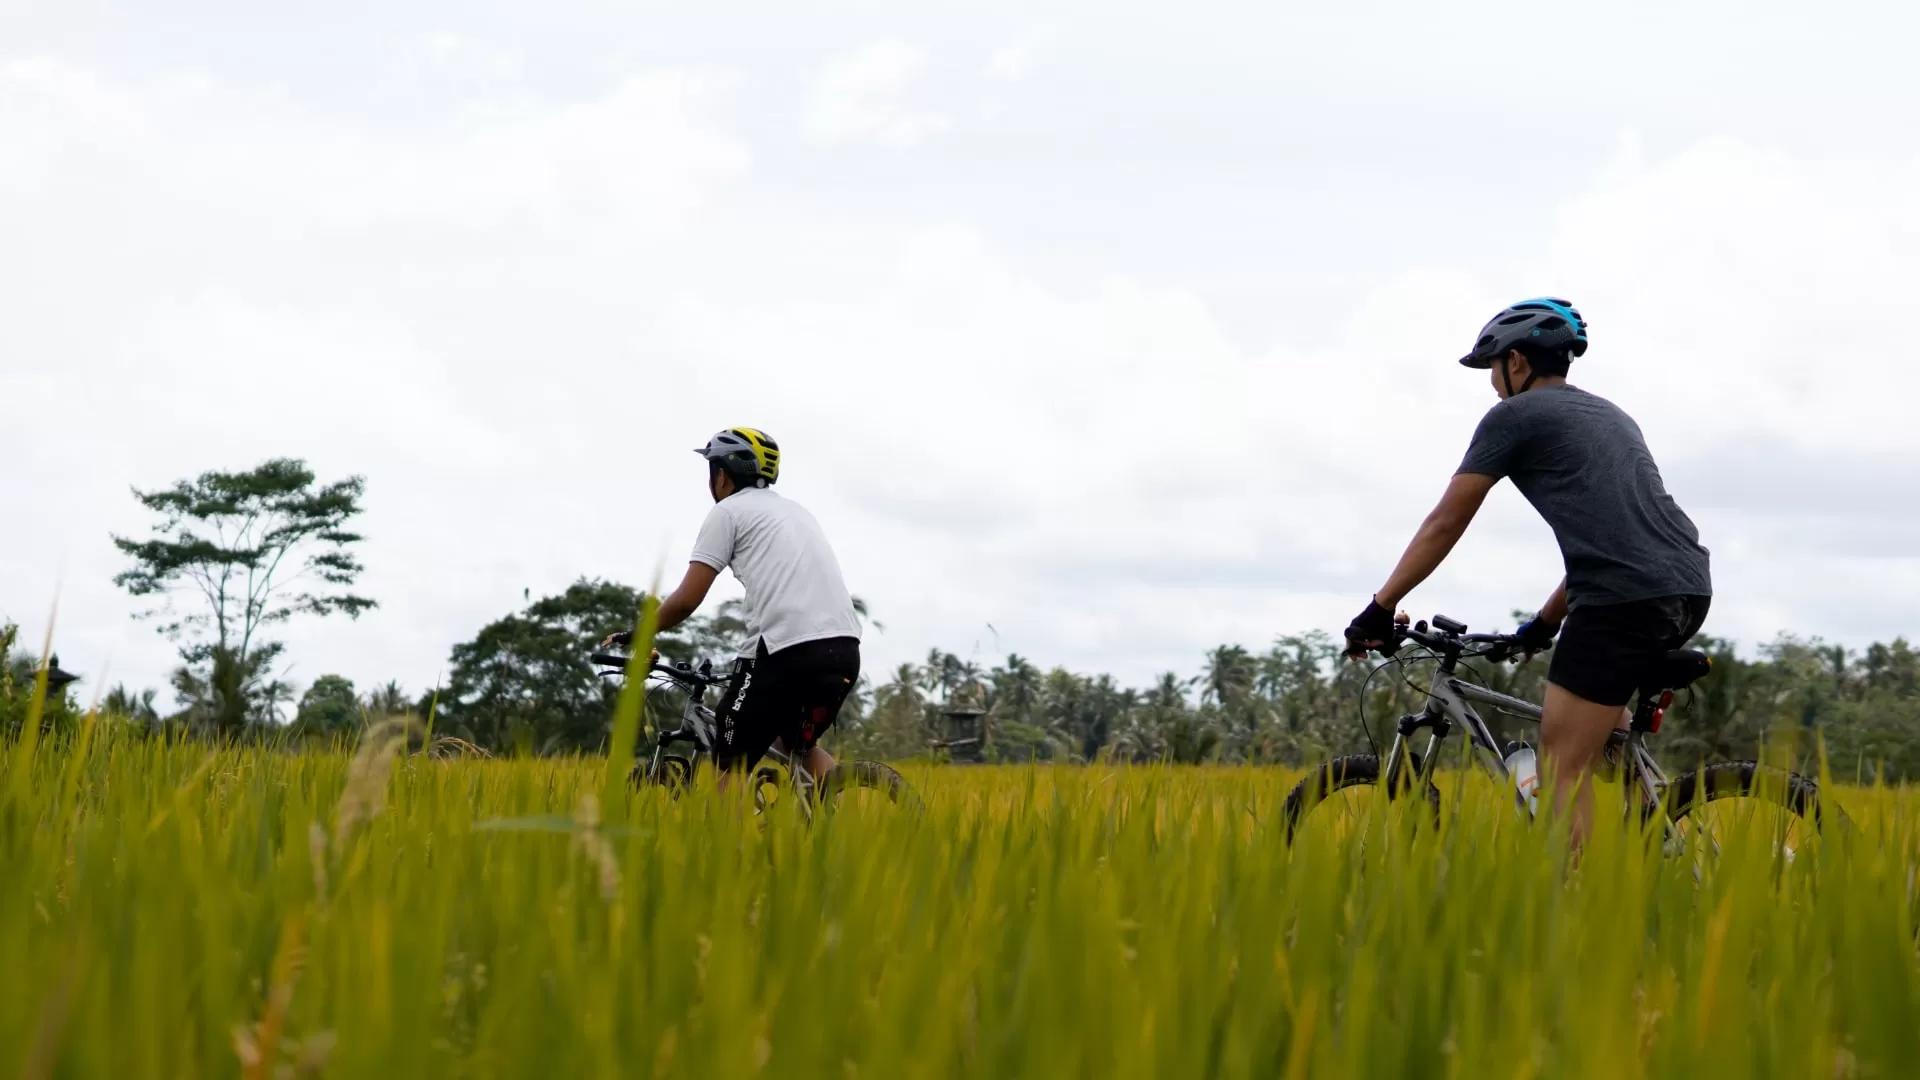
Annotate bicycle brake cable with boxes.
[1359,650,1422,757]
[1357,658,1388,756]
[1397,648,1439,697]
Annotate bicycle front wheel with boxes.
[1282,752,1438,845]
[632,753,694,796]
[1663,761,1823,862]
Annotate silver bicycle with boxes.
[592,650,916,819]
[1282,613,1823,852]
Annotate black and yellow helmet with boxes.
[695,428,780,487]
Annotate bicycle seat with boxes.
[1645,649,1712,693]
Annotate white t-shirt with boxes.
[689,487,862,657]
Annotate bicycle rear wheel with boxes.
[817,760,919,813]
[1282,752,1438,845]
[1662,761,1823,862]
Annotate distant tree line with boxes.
[823,625,1920,782]
[17,578,1918,780]
[5,457,1919,780]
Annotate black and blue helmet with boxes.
[1459,298,1589,369]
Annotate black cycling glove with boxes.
[1345,598,1401,657]
[605,629,634,650]
[1513,614,1560,655]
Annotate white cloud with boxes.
[987,26,1056,82]
[423,32,525,83]
[803,40,949,147]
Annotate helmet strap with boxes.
[1498,355,1538,397]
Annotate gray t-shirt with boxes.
[1458,385,1711,608]
[690,487,862,657]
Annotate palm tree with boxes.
[1144,672,1193,712]
[876,663,924,712]
[103,684,161,725]
[1200,645,1256,708]
[869,663,929,758]
[919,650,948,700]
[991,654,1042,726]
[953,659,987,708]
[362,680,411,718]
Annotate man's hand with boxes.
[1512,613,1561,660]
[597,629,634,651]
[1345,598,1405,659]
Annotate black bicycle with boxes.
[1282,614,1824,857]
[591,649,916,819]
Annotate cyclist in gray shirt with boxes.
[1345,299,1711,845]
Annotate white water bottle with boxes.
[1505,744,1540,815]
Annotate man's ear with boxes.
[1506,348,1531,382]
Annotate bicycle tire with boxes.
[751,766,786,814]
[632,753,694,796]
[1282,752,1438,845]
[816,760,918,812]
[1663,761,1822,830]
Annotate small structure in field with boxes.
[47,655,80,693]
[933,705,988,764]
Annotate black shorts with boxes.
[712,636,861,772]
[1548,595,1711,708]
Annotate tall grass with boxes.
[3,724,1916,1077]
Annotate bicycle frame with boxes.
[595,649,915,820]
[1384,649,1672,814]
[639,665,821,804]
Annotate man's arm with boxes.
[1538,577,1569,625]
[1373,472,1499,608]
[1509,576,1571,656]
[656,561,720,634]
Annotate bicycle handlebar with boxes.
[1377,616,1538,662]
[590,651,724,687]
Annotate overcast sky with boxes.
[4,1,1918,705]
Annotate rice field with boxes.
[4,721,1918,1078]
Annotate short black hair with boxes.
[708,462,766,492]
[1513,342,1573,378]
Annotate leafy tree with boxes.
[439,579,642,754]
[294,674,360,735]
[112,458,374,735]
[655,598,751,665]
[437,580,755,755]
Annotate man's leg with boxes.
[763,737,835,781]
[802,744,837,779]
[1539,681,1628,848]
[790,641,858,787]
[712,652,779,795]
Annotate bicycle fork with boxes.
[1385,700,1511,791]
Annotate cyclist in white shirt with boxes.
[608,428,862,781]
